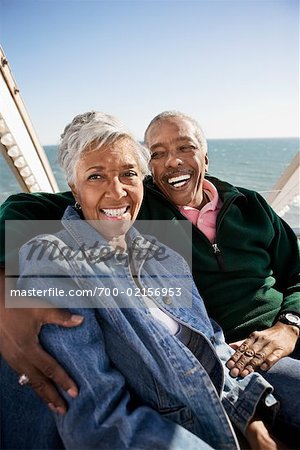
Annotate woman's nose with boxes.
[105,178,127,198]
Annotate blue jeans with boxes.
[1,344,300,449]
[260,342,300,448]
[0,358,63,450]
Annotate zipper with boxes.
[136,279,241,449]
[212,242,224,270]
[127,235,239,449]
[211,193,242,270]
[139,281,226,391]
[215,194,241,233]
[145,181,244,272]
[132,242,222,378]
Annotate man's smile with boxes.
[162,171,193,189]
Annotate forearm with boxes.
[279,291,300,315]
[270,207,300,311]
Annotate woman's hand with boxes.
[245,417,287,450]
[226,322,299,377]
[1,270,83,413]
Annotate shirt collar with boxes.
[179,179,220,213]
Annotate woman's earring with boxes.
[74,201,82,210]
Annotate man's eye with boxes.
[88,174,102,180]
[179,145,196,152]
[150,151,164,160]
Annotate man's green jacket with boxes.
[1,175,299,341]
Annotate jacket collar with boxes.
[61,206,160,261]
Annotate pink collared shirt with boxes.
[178,179,222,243]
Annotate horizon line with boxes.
[42,136,300,146]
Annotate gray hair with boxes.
[144,111,208,155]
[58,111,150,183]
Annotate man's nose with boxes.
[105,178,127,198]
[164,152,183,168]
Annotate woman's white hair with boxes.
[58,111,150,183]
[144,110,208,155]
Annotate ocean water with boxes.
[1,138,299,228]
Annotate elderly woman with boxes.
[1,112,282,450]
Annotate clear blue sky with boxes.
[0,0,299,144]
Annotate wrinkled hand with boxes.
[0,291,83,414]
[245,417,287,450]
[226,322,299,377]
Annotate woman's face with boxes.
[70,137,144,246]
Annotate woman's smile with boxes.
[99,205,130,220]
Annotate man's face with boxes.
[146,117,208,208]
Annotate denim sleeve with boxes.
[17,239,213,450]
[39,310,214,450]
[211,320,278,435]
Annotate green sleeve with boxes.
[0,191,74,267]
[257,193,300,315]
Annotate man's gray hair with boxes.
[58,111,150,183]
[144,111,208,155]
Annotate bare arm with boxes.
[0,267,83,413]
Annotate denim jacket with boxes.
[16,206,276,450]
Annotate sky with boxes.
[0,0,299,144]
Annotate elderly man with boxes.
[0,112,299,440]
[142,112,300,375]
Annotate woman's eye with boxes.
[88,174,102,180]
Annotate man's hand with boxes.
[226,322,299,377]
[0,297,83,414]
[245,417,287,450]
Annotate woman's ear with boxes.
[69,183,78,201]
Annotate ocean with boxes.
[1,137,299,228]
